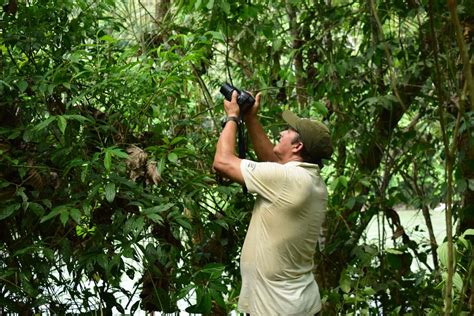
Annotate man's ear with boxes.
[292,141,303,153]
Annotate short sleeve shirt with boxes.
[238,159,328,316]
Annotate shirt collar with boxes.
[285,161,320,170]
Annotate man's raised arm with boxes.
[244,93,278,162]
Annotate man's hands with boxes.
[243,92,261,122]
[224,90,262,120]
[224,91,240,118]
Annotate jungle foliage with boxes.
[1,0,474,314]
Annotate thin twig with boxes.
[368,0,406,110]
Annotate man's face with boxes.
[273,127,301,159]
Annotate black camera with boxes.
[220,82,255,113]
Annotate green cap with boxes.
[282,110,333,160]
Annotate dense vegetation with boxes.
[1,0,473,314]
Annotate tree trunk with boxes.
[286,1,307,108]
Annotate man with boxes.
[213,90,332,316]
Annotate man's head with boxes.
[281,110,333,164]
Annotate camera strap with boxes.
[237,113,248,194]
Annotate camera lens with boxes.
[220,83,235,101]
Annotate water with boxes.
[363,204,447,271]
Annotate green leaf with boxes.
[453,272,463,292]
[146,213,163,224]
[111,148,129,159]
[57,116,67,134]
[462,229,474,237]
[105,182,116,202]
[167,152,178,163]
[70,208,81,224]
[101,34,117,43]
[170,136,186,145]
[344,197,356,209]
[200,292,212,313]
[457,178,467,193]
[158,156,166,175]
[359,178,371,187]
[186,289,212,314]
[175,217,192,230]
[437,242,449,267]
[339,271,351,293]
[41,205,67,223]
[104,151,112,171]
[200,263,225,275]
[386,248,403,255]
[14,245,38,257]
[194,0,202,9]
[468,179,474,191]
[63,114,90,123]
[338,176,348,188]
[60,211,69,226]
[27,202,44,217]
[313,101,329,116]
[363,287,376,295]
[209,288,226,309]
[42,247,54,261]
[206,31,224,42]
[143,203,175,214]
[42,199,52,209]
[206,0,215,10]
[220,1,230,14]
[0,203,21,220]
[34,116,56,131]
[127,216,145,236]
[17,80,28,92]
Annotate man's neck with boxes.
[277,156,304,164]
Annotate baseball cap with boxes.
[282,110,333,160]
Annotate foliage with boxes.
[1,0,473,314]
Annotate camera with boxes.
[220,82,255,113]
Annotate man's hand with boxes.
[243,92,261,122]
[224,90,240,117]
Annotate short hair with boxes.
[291,131,324,168]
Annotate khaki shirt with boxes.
[238,160,327,316]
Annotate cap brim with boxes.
[282,110,300,129]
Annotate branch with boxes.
[368,0,406,110]
[190,63,219,131]
[448,0,474,111]
[438,2,472,313]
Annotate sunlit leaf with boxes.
[462,229,474,237]
[104,151,112,171]
[167,152,178,163]
[105,182,116,202]
[340,272,351,294]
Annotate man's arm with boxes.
[213,91,245,185]
[244,93,278,162]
